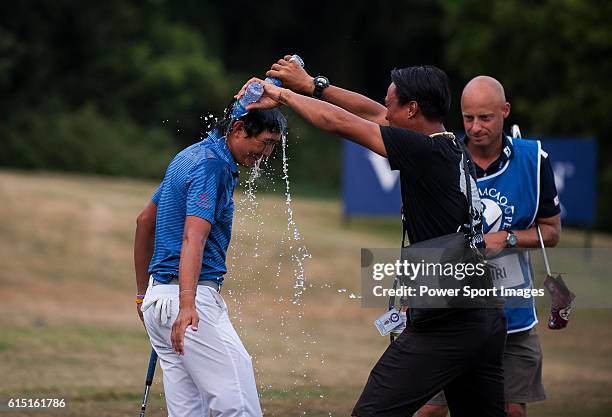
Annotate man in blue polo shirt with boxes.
[418,76,561,417]
[133,107,287,417]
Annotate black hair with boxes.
[214,99,288,138]
[390,66,451,123]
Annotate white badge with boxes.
[488,252,526,289]
[374,308,403,336]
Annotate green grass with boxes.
[0,170,611,417]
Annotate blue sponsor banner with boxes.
[342,141,401,217]
[541,138,597,226]
[342,138,597,226]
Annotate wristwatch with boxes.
[313,75,330,98]
[505,230,518,248]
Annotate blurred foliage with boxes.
[442,0,612,229]
[443,0,612,146]
[1,0,610,228]
[1,104,175,178]
[0,0,229,178]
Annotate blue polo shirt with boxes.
[148,129,238,285]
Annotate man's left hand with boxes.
[235,77,286,110]
[171,304,199,355]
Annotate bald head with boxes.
[462,76,506,107]
[461,76,510,149]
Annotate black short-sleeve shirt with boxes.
[381,126,472,244]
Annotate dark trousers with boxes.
[352,308,507,417]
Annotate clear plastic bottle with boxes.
[232,54,305,118]
[232,82,265,118]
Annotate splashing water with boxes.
[222,126,321,416]
[245,158,263,258]
[279,132,312,304]
[246,157,263,190]
[229,155,266,345]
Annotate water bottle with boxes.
[232,54,305,118]
[232,82,265,118]
[265,54,305,87]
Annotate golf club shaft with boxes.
[139,385,152,417]
[536,225,552,276]
[139,348,158,417]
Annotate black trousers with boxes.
[352,308,507,417]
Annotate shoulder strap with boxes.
[401,205,408,247]
[400,134,478,247]
[456,139,475,236]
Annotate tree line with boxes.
[1,0,610,229]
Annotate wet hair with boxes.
[390,66,451,123]
[214,99,288,138]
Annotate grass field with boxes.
[0,170,611,417]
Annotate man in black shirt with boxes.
[237,61,506,417]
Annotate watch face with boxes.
[507,233,518,247]
[315,76,329,88]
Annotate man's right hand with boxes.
[484,231,508,257]
[267,55,314,95]
[171,304,199,355]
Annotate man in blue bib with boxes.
[133,107,287,417]
[419,76,561,417]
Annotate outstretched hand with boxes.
[266,55,313,94]
[235,77,287,110]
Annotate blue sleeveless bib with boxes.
[477,137,541,332]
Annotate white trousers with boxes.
[143,282,263,417]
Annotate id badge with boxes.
[488,252,525,289]
[374,308,402,336]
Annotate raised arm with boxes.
[239,77,387,157]
[266,55,388,125]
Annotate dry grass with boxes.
[0,170,611,417]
